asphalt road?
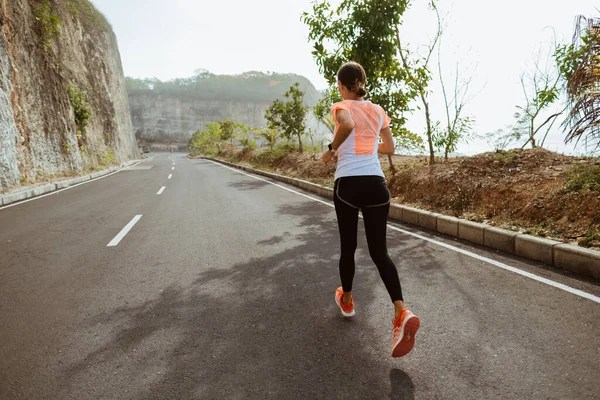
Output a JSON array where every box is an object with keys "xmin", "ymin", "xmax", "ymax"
[{"xmin": 1, "ymin": 153, "xmax": 599, "ymax": 400}]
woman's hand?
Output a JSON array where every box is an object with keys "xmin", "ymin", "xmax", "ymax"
[{"xmin": 322, "ymin": 150, "xmax": 336, "ymax": 165}]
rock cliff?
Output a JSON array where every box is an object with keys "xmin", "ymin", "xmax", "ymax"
[
  {"xmin": 0, "ymin": 0, "xmax": 138, "ymax": 191},
  {"xmin": 126, "ymin": 73, "xmax": 327, "ymax": 144}
]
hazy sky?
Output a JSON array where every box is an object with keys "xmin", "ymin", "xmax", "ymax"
[{"xmin": 91, "ymin": 0, "xmax": 597, "ymax": 155}]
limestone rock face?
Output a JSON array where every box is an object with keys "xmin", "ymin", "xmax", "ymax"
[
  {"xmin": 129, "ymin": 95, "xmax": 271, "ymax": 143},
  {"xmin": 0, "ymin": 0, "xmax": 138, "ymax": 191}
]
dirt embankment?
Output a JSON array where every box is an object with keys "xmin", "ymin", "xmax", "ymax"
[{"xmin": 213, "ymin": 147, "xmax": 600, "ymax": 249}]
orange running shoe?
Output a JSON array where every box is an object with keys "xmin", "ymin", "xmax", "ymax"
[
  {"xmin": 334, "ymin": 287, "xmax": 355, "ymax": 317},
  {"xmin": 392, "ymin": 309, "xmax": 420, "ymax": 357}
]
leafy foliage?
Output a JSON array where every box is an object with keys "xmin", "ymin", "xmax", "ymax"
[
  {"xmin": 219, "ymin": 119, "xmax": 237, "ymax": 146},
  {"xmin": 239, "ymin": 135, "xmax": 257, "ymax": 152},
  {"xmin": 302, "ymin": 0, "xmax": 424, "ymax": 152},
  {"xmin": 35, "ymin": 1, "xmax": 62, "ymax": 51},
  {"xmin": 67, "ymin": 84, "xmax": 92, "ymax": 147},
  {"xmin": 99, "ymin": 152, "xmax": 115, "ymax": 166},
  {"xmin": 265, "ymin": 83, "xmax": 309, "ymax": 152},
  {"xmin": 395, "ymin": 1, "xmax": 442, "ymax": 163},
  {"xmin": 189, "ymin": 122, "xmax": 223, "ymax": 156},
  {"xmin": 433, "ymin": 116, "xmax": 475, "ymax": 158},
  {"xmin": 255, "ymin": 128, "xmax": 279, "ymax": 150},
  {"xmin": 555, "ymin": 42, "xmax": 587, "ymax": 83},
  {"xmin": 505, "ymin": 45, "xmax": 563, "ymax": 149},
  {"xmin": 435, "ymin": 27, "xmax": 478, "ymax": 160},
  {"xmin": 126, "ymin": 71, "xmax": 320, "ymax": 106},
  {"xmin": 312, "ymin": 87, "xmax": 339, "ymax": 134}
]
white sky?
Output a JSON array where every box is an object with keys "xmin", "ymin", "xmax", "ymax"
[{"xmin": 91, "ymin": 0, "xmax": 598, "ymax": 155}]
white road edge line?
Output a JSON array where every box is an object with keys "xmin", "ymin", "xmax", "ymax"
[
  {"xmin": 107, "ymin": 215, "xmax": 143, "ymax": 247},
  {"xmin": 168, "ymin": 174, "xmax": 173, "ymax": 179},
  {"xmin": 0, "ymin": 160, "xmax": 145, "ymax": 211},
  {"xmin": 210, "ymin": 160, "xmax": 600, "ymax": 304},
  {"xmin": 157, "ymin": 186, "xmax": 166, "ymax": 195}
]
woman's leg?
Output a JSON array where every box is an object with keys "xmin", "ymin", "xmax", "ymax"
[
  {"xmin": 334, "ymin": 180, "xmax": 359, "ymax": 301},
  {"xmin": 362, "ymin": 203, "xmax": 405, "ymax": 317}
]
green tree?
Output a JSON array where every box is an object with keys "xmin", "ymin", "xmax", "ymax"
[
  {"xmin": 217, "ymin": 119, "xmax": 250, "ymax": 148},
  {"xmin": 433, "ymin": 15, "xmax": 478, "ymax": 160},
  {"xmin": 234, "ymin": 122, "xmax": 251, "ymax": 144},
  {"xmin": 255, "ymin": 128, "xmax": 279, "ymax": 150},
  {"xmin": 219, "ymin": 119, "xmax": 236, "ymax": 147},
  {"xmin": 395, "ymin": 1, "xmax": 443, "ymax": 164},
  {"xmin": 239, "ymin": 135, "xmax": 257, "ymax": 152},
  {"xmin": 189, "ymin": 122, "xmax": 223, "ymax": 155},
  {"xmin": 512, "ymin": 49, "xmax": 563, "ymax": 149},
  {"xmin": 265, "ymin": 83, "xmax": 308, "ymax": 152},
  {"xmin": 433, "ymin": 116, "xmax": 475, "ymax": 159},
  {"xmin": 303, "ymin": 0, "xmax": 424, "ymax": 170},
  {"xmin": 312, "ymin": 87, "xmax": 339, "ymax": 134}
]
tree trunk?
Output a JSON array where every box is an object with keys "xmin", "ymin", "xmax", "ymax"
[
  {"xmin": 322, "ymin": 118, "xmax": 334, "ymax": 134},
  {"xmin": 424, "ymin": 99, "xmax": 435, "ymax": 164},
  {"xmin": 387, "ymin": 154, "xmax": 397, "ymax": 174},
  {"xmin": 298, "ymin": 135, "xmax": 303, "ymax": 153}
]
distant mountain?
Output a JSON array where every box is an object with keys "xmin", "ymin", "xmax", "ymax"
[
  {"xmin": 126, "ymin": 71, "xmax": 327, "ymax": 143},
  {"xmin": 126, "ymin": 71, "xmax": 321, "ymax": 107}
]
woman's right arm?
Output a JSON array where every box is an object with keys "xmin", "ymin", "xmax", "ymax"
[{"xmin": 378, "ymin": 127, "xmax": 395, "ymax": 155}]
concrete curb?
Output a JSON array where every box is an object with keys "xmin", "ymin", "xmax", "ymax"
[
  {"xmin": 203, "ymin": 157, "xmax": 600, "ymax": 280},
  {"xmin": 0, "ymin": 159, "xmax": 142, "ymax": 206}
]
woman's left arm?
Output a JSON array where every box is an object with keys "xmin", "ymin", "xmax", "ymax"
[{"xmin": 331, "ymin": 109, "xmax": 355, "ymax": 150}]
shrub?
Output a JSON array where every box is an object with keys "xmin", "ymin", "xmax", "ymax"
[
  {"xmin": 239, "ymin": 136, "xmax": 257, "ymax": 152},
  {"xmin": 35, "ymin": 0, "xmax": 62, "ymax": 50},
  {"xmin": 99, "ymin": 152, "xmax": 115, "ymax": 166},
  {"xmin": 67, "ymin": 84, "xmax": 92, "ymax": 146},
  {"xmin": 564, "ymin": 164, "xmax": 600, "ymax": 194}
]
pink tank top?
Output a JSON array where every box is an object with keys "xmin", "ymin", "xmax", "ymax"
[{"xmin": 331, "ymin": 100, "xmax": 391, "ymax": 180}]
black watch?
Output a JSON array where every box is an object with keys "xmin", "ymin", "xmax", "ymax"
[{"xmin": 328, "ymin": 143, "xmax": 334, "ymax": 152}]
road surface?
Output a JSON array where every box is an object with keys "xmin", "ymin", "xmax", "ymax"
[{"xmin": 1, "ymin": 153, "xmax": 599, "ymax": 399}]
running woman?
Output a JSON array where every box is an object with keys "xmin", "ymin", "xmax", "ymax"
[{"xmin": 323, "ymin": 62, "xmax": 420, "ymax": 358}]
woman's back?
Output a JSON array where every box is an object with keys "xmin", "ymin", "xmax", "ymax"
[{"xmin": 331, "ymin": 100, "xmax": 390, "ymax": 180}]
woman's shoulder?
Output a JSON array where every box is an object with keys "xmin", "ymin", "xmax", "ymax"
[
  {"xmin": 331, "ymin": 101, "xmax": 351, "ymax": 112},
  {"xmin": 367, "ymin": 101, "xmax": 384, "ymax": 110}
]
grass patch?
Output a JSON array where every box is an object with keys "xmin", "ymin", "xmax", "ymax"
[
  {"xmin": 66, "ymin": 0, "xmax": 111, "ymax": 31},
  {"xmin": 493, "ymin": 150, "xmax": 518, "ymax": 165},
  {"xmin": 580, "ymin": 229, "xmax": 600, "ymax": 248},
  {"xmin": 564, "ymin": 164, "xmax": 600, "ymax": 194}
]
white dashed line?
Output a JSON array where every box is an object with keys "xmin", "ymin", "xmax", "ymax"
[
  {"xmin": 168, "ymin": 174, "xmax": 172, "ymax": 179},
  {"xmin": 157, "ymin": 186, "xmax": 166, "ymax": 195},
  {"xmin": 107, "ymin": 215, "xmax": 143, "ymax": 247}
]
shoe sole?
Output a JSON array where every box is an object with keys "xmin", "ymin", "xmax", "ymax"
[
  {"xmin": 392, "ymin": 314, "xmax": 420, "ymax": 357},
  {"xmin": 335, "ymin": 293, "xmax": 355, "ymax": 317}
]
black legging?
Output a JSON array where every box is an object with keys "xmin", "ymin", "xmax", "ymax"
[{"xmin": 333, "ymin": 176, "xmax": 404, "ymax": 302}]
